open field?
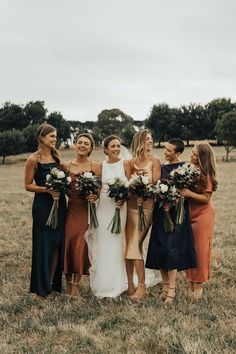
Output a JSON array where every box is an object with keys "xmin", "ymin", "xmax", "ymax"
[{"xmin": 0, "ymin": 146, "xmax": 236, "ymax": 353}]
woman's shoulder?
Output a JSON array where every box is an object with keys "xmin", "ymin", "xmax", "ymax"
[
  {"xmin": 26, "ymin": 152, "xmax": 39, "ymax": 164},
  {"xmin": 92, "ymin": 161, "xmax": 102, "ymax": 176}
]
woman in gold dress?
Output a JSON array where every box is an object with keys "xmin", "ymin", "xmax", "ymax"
[{"xmin": 125, "ymin": 129, "xmax": 161, "ymax": 300}]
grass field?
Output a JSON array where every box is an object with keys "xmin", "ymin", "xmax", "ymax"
[{"xmin": 0, "ymin": 146, "xmax": 235, "ymax": 354}]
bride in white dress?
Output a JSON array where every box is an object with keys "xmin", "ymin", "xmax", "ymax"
[{"xmin": 87, "ymin": 135, "xmax": 131, "ymax": 298}]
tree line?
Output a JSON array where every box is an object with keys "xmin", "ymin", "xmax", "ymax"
[{"xmin": 0, "ymin": 98, "xmax": 236, "ymax": 164}]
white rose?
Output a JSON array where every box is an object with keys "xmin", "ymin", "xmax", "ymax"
[
  {"xmin": 46, "ymin": 174, "xmax": 51, "ymax": 181},
  {"xmin": 83, "ymin": 172, "xmax": 93, "ymax": 178},
  {"xmin": 141, "ymin": 175, "xmax": 149, "ymax": 185},
  {"xmin": 178, "ymin": 169, "xmax": 185, "ymax": 175},
  {"xmin": 107, "ymin": 177, "xmax": 115, "ymax": 185},
  {"xmin": 57, "ymin": 171, "xmax": 65, "ymax": 179},
  {"xmin": 67, "ymin": 176, "xmax": 72, "ymax": 183},
  {"xmin": 124, "ymin": 181, "xmax": 129, "ymax": 188},
  {"xmin": 160, "ymin": 184, "xmax": 168, "ymax": 193},
  {"xmin": 170, "ymin": 171, "xmax": 175, "ymax": 177}
]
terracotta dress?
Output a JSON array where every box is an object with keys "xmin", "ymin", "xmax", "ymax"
[
  {"xmin": 64, "ymin": 163, "xmax": 92, "ymax": 276},
  {"xmin": 125, "ymin": 160, "xmax": 154, "ymax": 260},
  {"xmin": 186, "ymin": 175, "xmax": 215, "ymax": 282}
]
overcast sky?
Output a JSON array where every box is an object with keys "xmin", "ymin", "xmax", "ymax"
[{"xmin": 0, "ymin": 0, "xmax": 235, "ymax": 121}]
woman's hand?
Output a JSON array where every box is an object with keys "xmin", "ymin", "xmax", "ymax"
[
  {"xmin": 180, "ymin": 188, "xmax": 192, "ymax": 198},
  {"xmin": 137, "ymin": 196, "xmax": 144, "ymax": 206},
  {"xmin": 86, "ymin": 194, "xmax": 98, "ymax": 203},
  {"xmin": 48, "ymin": 190, "xmax": 60, "ymax": 200},
  {"xmin": 115, "ymin": 199, "xmax": 125, "ymax": 208}
]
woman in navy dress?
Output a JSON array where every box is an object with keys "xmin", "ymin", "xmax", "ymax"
[
  {"xmin": 146, "ymin": 139, "xmax": 196, "ymax": 304},
  {"xmin": 25, "ymin": 124, "xmax": 66, "ymax": 299}
]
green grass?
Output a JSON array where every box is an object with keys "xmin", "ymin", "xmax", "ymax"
[{"xmin": 0, "ymin": 146, "xmax": 235, "ymax": 353}]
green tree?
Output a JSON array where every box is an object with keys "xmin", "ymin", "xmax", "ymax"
[
  {"xmin": 205, "ymin": 98, "xmax": 236, "ymax": 140},
  {"xmin": 0, "ymin": 130, "xmax": 26, "ymax": 164},
  {"xmin": 0, "ymin": 102, "xmax": 25, "ymax": 132},
  {"xmin": 145, "ymin": 104, "xmax": 173, "ymax": 145},
  {"xmin": 47, "ymin": 112, "xmax": 71, "ymax": 147},
  {"xmin": 180, "ymin": 103, "xmax": 206, "ymax": 144},
  {"xmin": 23, "ymin": 124, "xmax": 39, "ymax": 152},
  {"xmin": 23, "ymin": 101, "xmax": 47, "ymax": 125},
  {"xmin": 215, "ymin": 111, "xmax": 236, "ymax": 161},
  {"xmin": 97, "ymin": 108, "xmax": 135, "ymax": 144}
]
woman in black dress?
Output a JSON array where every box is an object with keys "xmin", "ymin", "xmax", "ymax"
[
  {"xmin": 146, "ymin": 139, "xmax": 196, "ymax": 304},
  {"xmin": 25, "ymin": 124, "xmax": 66, "ymax": 299}
]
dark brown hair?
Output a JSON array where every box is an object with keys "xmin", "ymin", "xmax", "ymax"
[
  {"xmin": 37, "ymin": 123, "xmax": 60, "ymax": 163},
  {"xmin": 103, "ymin": 135, "xmax": 121, "ymax": 155}
]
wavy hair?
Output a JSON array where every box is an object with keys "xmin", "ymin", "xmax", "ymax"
[
  {"xmin": 196, "ymin": 143, "xmax": 218, "ymax": 191},
  {"xmin": 131, "ymin": 129, "xmax": 152, "ymax": 160}
]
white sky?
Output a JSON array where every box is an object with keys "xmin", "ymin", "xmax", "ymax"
[{"xmin": 0, "ymin": 0, "xmax": 235, "ymax": 121}]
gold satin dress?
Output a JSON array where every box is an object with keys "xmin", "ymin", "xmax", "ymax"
[{"xmin": 125, "ymin": 160, "xmax": 154, "ymax": 260}]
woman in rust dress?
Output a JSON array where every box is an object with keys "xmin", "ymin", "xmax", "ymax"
[
  {"xmin": 125, "ymin": 129, "xmax": 161, "ymax": 300},
  {"xmin": 181, "ymin": 143, "xmax": 217, "ymax": 300},
  {"xmin": 63, "ymin": 133, "xmax": 101, "ymax": 297}
]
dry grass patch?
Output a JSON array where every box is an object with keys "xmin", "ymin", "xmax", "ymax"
[{"xmin": 0, "ymin": 147, "xmax": 235, "ymax": 353}]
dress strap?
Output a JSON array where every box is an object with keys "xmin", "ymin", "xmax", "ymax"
[
  {"xmin": 68, "ymin": 160, "xmax": 73, "ymax": 173},
  {"xmin": 90, "ymin": 161, "xmax": 93, "ymax": 171}
]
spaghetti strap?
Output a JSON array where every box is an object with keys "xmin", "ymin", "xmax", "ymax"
[
  {"xmin": 90, "ymin": 161, "xmax": 93, "ymax": 171},
  {"xmin": 68, "ymin": 160, "xmax": 73, "ymax": 173}
]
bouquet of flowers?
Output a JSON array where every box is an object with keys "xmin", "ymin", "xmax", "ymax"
[
  {"xmin": 128, "ymin": 174, "xmax": 154, "ymax": 231},
  {"xmin": 45, "ymin": 168, "xmax": 71, "ymax": 229},
  {"xmin": 153, "ymin": 179, "xmax": 180, "ymax": 232},
  {"xmin": 169, "ymin": 163, "xmax": 200, "ymax": 224},
  {"xmin": 75, "ymin": 171, "xmax": 102, "ymax": 228},
  {"xmin": 106, "ymin": 177, "xmax": 129, "ymax": 234}
]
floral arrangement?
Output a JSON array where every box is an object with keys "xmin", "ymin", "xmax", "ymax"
[
  {"xmin": 75, "ymin": 171, "xmax": 102, "ymax": 228},
  {"xmin": 106, "ymin": 177, "xmax": 129, "ymax": 234},
  {"xmin": 45, "ymin": 168, "xmax": 71, "ymax": 229},
  {"xmin": 169, "ymin": 163, "xmax": 200, "ymax": 224},
  {"xmin": 128, "ymin": 174, "xmax": 154, "ymax": 231},
  {"xmin": 153, "ymin": 179, "xmax": 180, "ymax": 232}
]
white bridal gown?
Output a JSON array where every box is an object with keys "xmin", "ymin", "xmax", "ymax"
[{"xmin": 87, "ymin": 159, "xmax": 127, "ymax": 298}]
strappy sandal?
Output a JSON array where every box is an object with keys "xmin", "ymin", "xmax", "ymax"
[
  {"xmin": 129, "ymin": 284, "xmax": 148, "ymax": 302},
  {"xmin": 71, "ymin": 282, "xmax": 80, "ymax": 298},
  {"xmin": 159, "ymin": 282, "xmax": 169, "ymax": 301},
  {"xmin": 127, "ymin": 282, "xmax": 136, "ymax": 297},
  {"xmin": 193, "ymin": 283, "xmax": 203, "ymax": 300},
  {"xmin": 164, "ymin": 287, "xmax": 176, "ymax": 305},
  {"xmin": 65, "ymin": 281, "xmax": 73, "ymax": 295}
]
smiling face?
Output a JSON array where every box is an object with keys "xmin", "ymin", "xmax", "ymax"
[
  {"xmin": 41, "ymin": 130, "xmax": 57, "ymax": 149},
  {"xmin": 190, "ymin": 146, "xmax": 199, "ymax": 166},
  {"xmin": 164, "ymin": 142, "xmax": 179, "ymax": 163},
  {"xmin": 106, "ymin": 139, "xmax": 121, "ymax": 160},
  {"xmin": 75, "ymin": 136, "xmax": 92, "ymax": 157},
  {"xmin": 145, "ymin": 133, "xmax": 153, "ymax": 153}
]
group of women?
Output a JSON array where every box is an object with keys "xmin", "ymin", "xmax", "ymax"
[{"xmin": 24, "ymin": 123, "xmax": 217, "ymax": 304}]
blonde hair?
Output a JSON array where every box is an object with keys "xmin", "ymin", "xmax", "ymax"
[
  {"xmin": 37, "ymin": 123, "xmax": 60, "ymax": 163},
  {"xmin": 131, "ymin": 129, "xmax": 152, "ymax": 160},
  {"xmin": 195, "ymin": 143, "xmax": 218, "ymax": 191},
  {"xmin": 74, "ymin": 132, "xmax": 95, "ymax": 156}
]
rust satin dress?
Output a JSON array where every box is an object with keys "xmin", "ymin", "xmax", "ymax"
[
  {"xmin": 186, "ymin": 175, "xmax": 215, "ymax": 282},
  {"xmin": 125, "ymin": 160, "xmax": 154, "ymax": 260},
  {"xmin": 64, "ymin": 165, "xmax": 91, "ymax": 276}
]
